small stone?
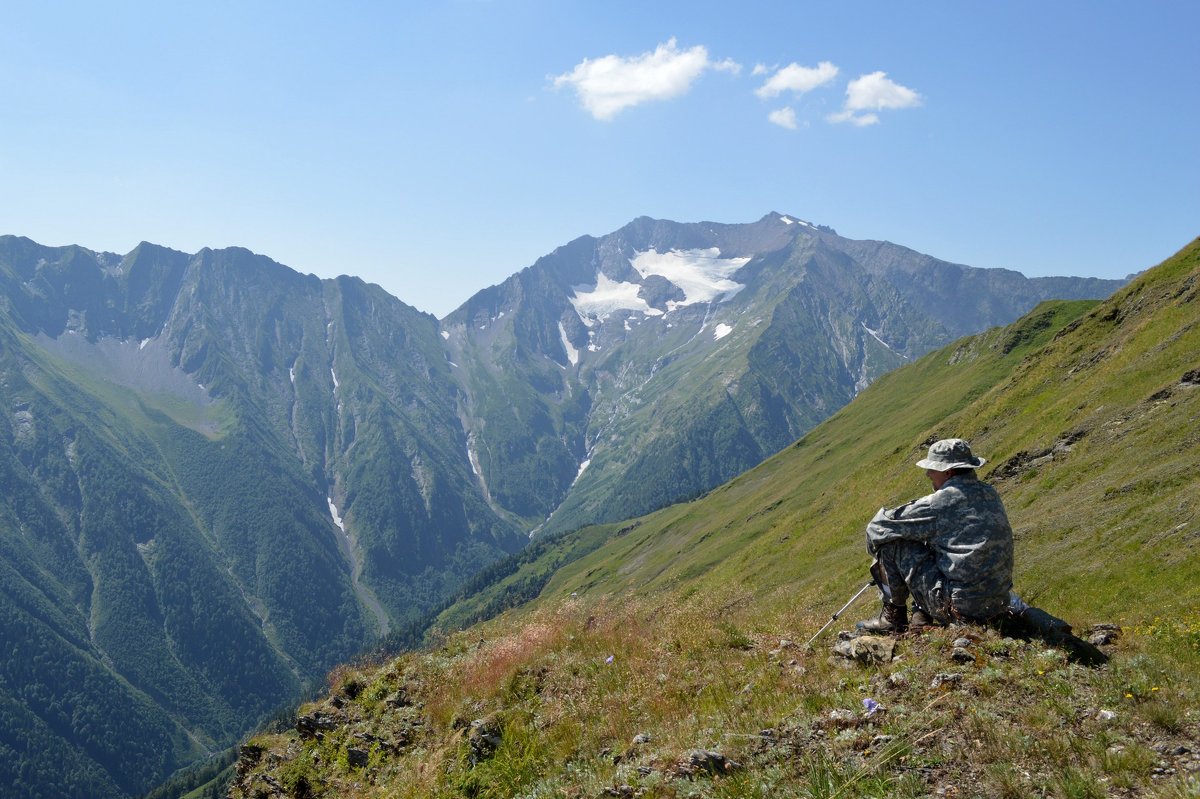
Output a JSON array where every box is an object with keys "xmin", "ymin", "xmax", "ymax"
[
  {"xmin": 467, "ymin": 716, "xmax": 504, "ymax": 762},
  {"xmin": 952, "ymin": 638, "xmax": 972, "ymax": 649},
  {"xmin": 632, "ymin": 733, "xmax": 652, "ymax": 745},
  {"xmin": 833, "ymin": 635, "xmax": 896, "ymax": 665},
  {"xmin": 295, "ymin": 711, "xmax": 341, "ymax": 738},
  {"xmin": 346, "ymin": 746, "xmax": 369, "ymax": 768},
  {"xmin": 384, "ymin": 688, "xmax": 411, "ymax": 708},
  {"xmin": 681, "ymin": 749, "xmax": 742, "ymax": 776},
  {"xmin": 1096, "ymin": 709, "xmax": 1117, "ymax": 721},
  {"xmin": 930, "ymin": 672, "xmax": 962, "ymax": 690},
  {"xmin": 828, "ymin": 708, "xmax": 857, "ymax": 728},
  {"xmin": 951, "ymin": 647, "xmax": 975, "ymax": 663},
  {"xmin": 870, "ymin": 734, "xmax": 895, "ymax": 748}
]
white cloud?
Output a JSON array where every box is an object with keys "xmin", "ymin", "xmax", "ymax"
[
  {"xmin": 845, "ymin": 71, "xmax": 922, "ymax": 111},
  {"xmin": 752, "ymin": 63, "xmax": 770, "ymax": 76},
  {"xmin": 552, "ymin": 38, "xmax": 734, "ymax": 120},
  {"xmin": 713, "ymin": 57, "xmax": 742, "ymax": 75},
  {"xmin": 768, "ymin": 107, "xmax": 798, "ymax": 130},
  {"xmin": 829, "ymin": 71, "xmax": 922, "ymax": 125},
  {"xmin": 828, "ymin": 109, "xmax": 880, "ymax": 127},
  {"xmin": 754, "ymin": 61, "xmax": 839, "ymax": 98}
]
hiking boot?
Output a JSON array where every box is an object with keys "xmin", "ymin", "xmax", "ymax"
[
  {"xmin": 856, "ymin": 602, "xmax": 908, "ymax": 634},
  {"xmin": 910, "ymin": 607, "xmax": 937, "ymax": 628}
]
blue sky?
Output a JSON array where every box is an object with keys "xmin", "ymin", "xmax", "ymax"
[{"xmin": 2, "ymin": 1, "xmax": 1197, "ymax": 317}]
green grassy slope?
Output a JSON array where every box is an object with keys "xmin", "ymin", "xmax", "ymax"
[
  {"xmin": 232, "ymin": 239, "xmax": 1200, "ymax": 799},
  {"xmin": 538, "ymin": 238, "xmax": 1198, "ymax": 624}
]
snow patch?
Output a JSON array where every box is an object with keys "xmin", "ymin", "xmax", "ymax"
[
  {"xmin": 448, "ymin": 361, "xmax": 459, "ymax": 368},
  {"xmin": 467, "ymin": 438, "xmax": 482, "ymax": 477},
  {"xmin": 713, "ymin": 323, "xmax": 734, "ymax": 341},
  {"xmin": 572, "ymin": 458, "xmax": 591, "ymax": 486},
  {"xmin": 139, "ymin": 338, "xmax": 150, "ymax": 350},
  {"xmin": 567, "ymin": 248, "xmax": 748, "ymax": 328},
  {"xmin": 440, "ymin": 330, "xmax": 450, "ymax": 340},
  {"xmin": 327, "ymin": 498, "xmax": 346, "ymax": 532},
  {"xmin": 289, "ymin": 367, "xmax": 296, "ymax": 385},
  {"xmin": 331, "ymin": 369, "xmax": 339, "ymax": 389},
  {"xmin": 558, "ymin": 322, "xmax": 579, "ymax": 366},
  {"xmin": 861, "ymin": 322, "xmax": 904, "ymax": 357},
  {"xmin": 570, "ymin": 272, "xmax": 656, "ymax": 322},
  {"xmin": 629, "ymin": 247, "xmax": 750, "ymax": 308},
  {"xmin": 779, "ymin": 213, "xmax": 817, "ymax": 229}
]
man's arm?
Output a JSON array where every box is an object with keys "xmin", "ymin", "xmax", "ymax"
[{"xmin": 865, "ymin": 495, "xmax": 938, "ymax": 554}]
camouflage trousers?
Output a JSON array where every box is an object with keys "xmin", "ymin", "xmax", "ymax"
[{"xmin": 872, "ymin": 541, "xmax": 954, "ymax": 623}]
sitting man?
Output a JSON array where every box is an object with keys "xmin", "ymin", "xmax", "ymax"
[{"xmin": 858, "ymin": 438, "xmax": 1013, "ymax": 634}]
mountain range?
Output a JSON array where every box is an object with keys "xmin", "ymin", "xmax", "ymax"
[
  {"xmin": 0, "ymin": 215, "xmax": 1126, "ymax": 797},
  {"xmin": 231, "ymin": 236, "xmax": 1200, "ymax": 799}
]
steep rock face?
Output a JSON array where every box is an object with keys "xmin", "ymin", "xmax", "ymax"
[{"xmin": 442, "ymin": 214, "xmax": 1126, "ymax": 534}]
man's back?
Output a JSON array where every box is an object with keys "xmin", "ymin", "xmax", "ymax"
[{"xmin": 926, "ymin": 475, "xmax": 1013, "ymax": 618}]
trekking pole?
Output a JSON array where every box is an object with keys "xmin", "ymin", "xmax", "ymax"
[{"xmin": 804, "ymin": 580, "xmax": 877, "ymax": 648}]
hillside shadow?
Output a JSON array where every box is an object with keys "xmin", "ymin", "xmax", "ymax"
[{"xmin": 992, "ymin": 609, "xmax": 1110, "ymax": 666}]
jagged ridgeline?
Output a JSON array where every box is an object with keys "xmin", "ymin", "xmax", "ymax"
[
  {"xmin": 0, "ymin": 217, "xmax": 1124, "ymax": 798},
  {"xmin": 445, "ymin": 213, "xmax": 1122, "ymax": 536},
  {"xmin": 233, "ymin": 238, "xmax": 1200, "ymax": 799}
]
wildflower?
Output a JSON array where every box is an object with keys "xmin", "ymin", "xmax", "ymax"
[
  {"xmin": 605, "ymin": 655, "xmax": 614, "ymax": 665},
  {"xmin": 1151, "ymin": 686, "xmax": 1160, "ymax": 692},
  {"xmin": 1125, "ymin": 692, "xmax": 1133, "ymax": 699},
  {"xmin": 862, "ymin": 698, "xmax": 881, "ymax": 715}
]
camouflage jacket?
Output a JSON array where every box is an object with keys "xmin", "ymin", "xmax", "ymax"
[{"xmin": 865, "ymin": 475, "xmax": 1014, "ymax": 619}]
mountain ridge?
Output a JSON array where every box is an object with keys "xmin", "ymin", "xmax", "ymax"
[{"xmin": 442, "ymin": 212, "xmax": 1126, "ymax": 535}]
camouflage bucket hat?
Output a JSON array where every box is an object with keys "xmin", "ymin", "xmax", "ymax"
[{"xmin": 915, "ymin": 438, "xmax": 986, "ymax": 471}]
